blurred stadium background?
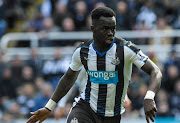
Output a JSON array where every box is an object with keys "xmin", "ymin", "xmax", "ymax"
[{"xmin": 0, "ymin": 0, "xmax": 180, "ymax": 123}]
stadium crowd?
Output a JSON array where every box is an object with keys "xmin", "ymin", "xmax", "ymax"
[{"xmin": 0, "ymin": 0, "xmax": 180, "ymax": 122}]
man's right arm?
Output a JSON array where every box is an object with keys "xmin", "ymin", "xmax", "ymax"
[
  {"xmin": 26, "ymin": 68, "xmax": 80, "ymax": 123},
  {"xmin": 51, "ymin": 67, "xmax": 80, "ymax": 103},
  {"xmin": 46, "ymin": 47, "xmax": 82, "ymax": 110}
]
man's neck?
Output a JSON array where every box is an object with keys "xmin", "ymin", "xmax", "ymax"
[{"xmin": 93, "ymin": 40, "xmax": 112, "ymax": 53}]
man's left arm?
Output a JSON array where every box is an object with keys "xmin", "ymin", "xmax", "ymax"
[{"xmin": 141, "ymin": 59, "xmax": 162, "ymax": 123}]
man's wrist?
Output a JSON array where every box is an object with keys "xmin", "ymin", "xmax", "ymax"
[
  {"xmin": 144, "ymin": 90, "xmax": 155, "ymax": 100},
  {"xmin": 44, "ymin": 107, "xmax": 51, "ymax": 111},
  {"xmin": 45, "ymin": 99, "xmax": 57, "ymax": 111}
]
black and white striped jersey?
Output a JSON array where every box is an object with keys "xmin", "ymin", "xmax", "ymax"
[{"xmin": 69, "ymin": 37, "xmax": 148, "ymax": 117}]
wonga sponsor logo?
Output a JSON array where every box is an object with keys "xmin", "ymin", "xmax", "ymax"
[{"xmin": 87, "ymin": 70, "xmax": 118, "ymax": 85}]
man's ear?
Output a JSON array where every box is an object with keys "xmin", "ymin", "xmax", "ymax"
[{"xmin": 91, "ymin": 25, "xmax": 95, "ymax": 31}]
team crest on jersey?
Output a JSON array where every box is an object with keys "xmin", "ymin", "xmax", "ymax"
[
  {"xmin": 70, "ymin": 117, "xmax": 79, "ymax": 123},
  {"xmin": 111, "ymin": 56, "xmax": 120, "ymax": 65}
]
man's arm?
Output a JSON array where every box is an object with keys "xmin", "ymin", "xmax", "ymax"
[
  {"xmin": 141, "ymin": 59, "xmax": 162, "ymax": 93},
  {"xmin": 26, "ymin": 67, "xmax": 80, "ymax": 123},
  {"xmin": 141, "ymin": 59, "xmax": 162, "ymax": 123},
  {"xmin": 51, "ymin": 68, "xmax": 80, "ymax": 102}
]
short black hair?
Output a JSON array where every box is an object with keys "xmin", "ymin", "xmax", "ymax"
[{"xmin": 91, "ymin": 7, "xmax": 116, "ymax": 20}]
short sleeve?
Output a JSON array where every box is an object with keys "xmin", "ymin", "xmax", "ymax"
[
  {"xmin": 131, "ymin": 50, "xmax": 148, "ymax": 68},
  {"xmin": 69, "ymin": 48, "xmax": 83, "ymax": 71}
]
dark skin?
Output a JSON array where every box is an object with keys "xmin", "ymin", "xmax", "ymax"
[
  {"xmin": 26, "ymin": 16, "xmax": 162, "ymax": 123},
  {"xmin": 92, "ymin": 16, "xmax": 116, "ymax": 53},
  {"xmin": 26, "ymin": 68, "xmax": 79, "ymax": 123},
  {"xmin": 141, "ymin": 59, "xmax": 162, "ymax": 123}
]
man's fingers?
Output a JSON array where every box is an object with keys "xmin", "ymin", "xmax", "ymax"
[
  {"xmin": 151, "ymin": 110, "xmax": 156, "ymax": 117},
  {"xmin": 146, "ymin": 115, "xmax": 150, "ymax": 123},
  {"xmin": 26, "ymin": 115, "xmax": 39, "ymax": 123},
  {"xmin": 146, "ymin": 114, "xmax": 154, "ymax": 123},
  {"xmin": 26, "ymin": 118, "xmax": 31, "ymax": 123},
  {"xmin": 153, "ymin": 107, "xmax": 157, "ymax": 112},
  {"xmin": 30, "ymin": 112, "xmax": 35, "ymax": 115},
  {"xmin": 144, "ymin": 99, "xmax": 157, "ymax": 123},
  {"xmin": 26, "ymin": 116, "xmax": 34, "ymax": 123},
  {"xmin": 30, "ymin": 111, "xmax": 39, "ymax": 115},
  {"xmin": 149, "ymin": 115, "xmax": 154, "ymax": 122},
  {"xmin": 39, "ymin": 118, "xmax": 46, "ymax": 123},
  {"xmin": 146, "ymin": 111, "xmax": 156, "ymax": 123}
]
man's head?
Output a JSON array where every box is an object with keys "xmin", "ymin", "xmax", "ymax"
[
  {"xmin": 91, "ymin": 7, "xmax": 116, "ymax": 45},
  {"xmin": 91, "ymin": 7, "xmax": 116, "ymax": 20}
]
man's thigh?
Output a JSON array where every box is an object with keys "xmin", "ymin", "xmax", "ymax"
[
  {"xmin": 66, "ymin": 101, "xmax": 95, "ymax": 123},
  {"xmin": 103, "ymin": 115, "xmax": 121, "ymax": 123},
  {"xmin": 66, "ymin": 99, "xmax": 121, "ymax": 123}
]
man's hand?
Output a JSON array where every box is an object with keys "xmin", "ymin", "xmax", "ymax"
[
  {"xmin": 54, "ymin": 107, "xmax": 64, "ymax": 120},
  {"xmin": 26, "ymin": 108, "xmax": 51, "ymax": 123},
  {"xmin": 144, "ymin": 99, "xmax": 157, "ymax": 123}
]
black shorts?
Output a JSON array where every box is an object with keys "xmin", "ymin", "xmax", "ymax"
[{"xmin": 66, "ymin": 99, "xmax": 121, "ymax": 123}]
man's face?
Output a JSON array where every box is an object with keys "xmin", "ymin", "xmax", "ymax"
[{"xmin": 92, "ymin": 16, "xmax": 116, "ymax": 45}]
